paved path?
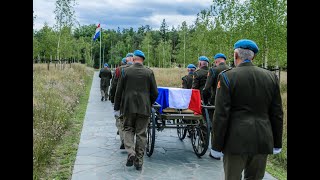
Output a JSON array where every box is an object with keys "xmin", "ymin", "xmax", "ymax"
[{"xmin": 71, "ymin": 71, "xmax": 277, "ymax": 180}]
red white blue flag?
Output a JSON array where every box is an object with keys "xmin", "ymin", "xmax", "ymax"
[{"xmin": 93, "ymin": 23, "xmax": 101, "ymax": 41}]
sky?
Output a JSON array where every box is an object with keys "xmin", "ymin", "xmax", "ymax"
[{"xmin": 33, "ymin": 0, "xmax": 213, "ymax": 31}]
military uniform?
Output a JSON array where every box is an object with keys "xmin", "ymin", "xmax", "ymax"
[
  {"xmin": 182, "ymin": 73, "xmax": 193, "ymax": 89},
  {"xmin": 110, "ymin": 58, "xmax": 128, "ymax": 103},
  {"xmin": 182, "ymin": 64, "xmax": 196, "ymax": 89},
  {"xmin": 111, "ymin": 57, "xmax": 133, "ymax": 149},
  {"xmin": 211, "ymin": 39, "xmax": 283, "ymax": 180},
  {"xmin": 98, "ymin": 64, "xmax": 112, "ymax": 101},
  {"xmin": 116, "ymin": 63, "xmax": 132, "ymax": 149},
  {"xmin": 110, "ymin": 66, "xmax": 123, "ymax": 103},
  {"xmin": 202, "ymin": 54, "xmax": 230, "ymax": 155},
  {"xmin": 114, "ymin": 50, "xmax": 158, "ymax": 170},
  {"xmin": 203, "ymin": 63, "xmax": 229, "ymax": 105},
  {"xmin": 192, "ymin": 66, "xmax": 209, "ymax": 101}
]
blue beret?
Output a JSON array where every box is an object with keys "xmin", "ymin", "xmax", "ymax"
[
  {"xmin": 121, "ymin": 58, "xmax": 127, "ymax": 64},
  {"xmin": 198, "ymin": 56, "xmax": 209, "ymax": 63},
  {"xmin": 214, "ymin": 53, "xmax": 227, "ymax": 60},
  {"xmin": 126, "ymin": 53, "xmax": 134, "ymax": 57},
  {"xmin": 234, "ymin": 39, "xmax": 259, "ymax": 54},
  {"xmin": 187, "ymin": 64, "xmax": 196, "ymax": 69},
  {"xmin": 104, "ymin": 63, "xmax": 109, "ymax": 67},
  {"xmin": 133, "ymin": 50, "xmax": 145, "ymax": 59}
]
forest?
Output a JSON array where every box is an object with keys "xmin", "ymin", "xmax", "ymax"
[{"xmin": 33, "ymin": 0, "xmax": 287, "ymax": 69}]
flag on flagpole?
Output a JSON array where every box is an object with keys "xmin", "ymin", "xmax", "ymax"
[{"xmin": 93, "ymin": 23, "xmax": 101, "ymax": 41}]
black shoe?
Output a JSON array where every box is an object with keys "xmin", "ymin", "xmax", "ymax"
[
  {"xmin": 126, "ymin": 154, "xmax": 135, "ymax": 166},
  {"xmin": 135, "ymin": 165, "xmax": 142, "ymax": 171},
  {"xmin": 120, "ymin": 143, "xmax": 125, "ymax": 149},
  {"xmin": 209, "ymin": 152, "xmax": 221, "ymax": 160},
  {"xmin": 134, "ymin": 163, "xmax": 142, "ymax": 170},
  {"xmin": 101, "ymin": 97, "xmax": 104, "ymax": 101}
]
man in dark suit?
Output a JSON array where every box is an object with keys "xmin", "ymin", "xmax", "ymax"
[
  {"xmin": 211, "ymin": 39, "xmax": 283, "ymax": 180},
  {"xmin": 114, "ymin": 50, "xmax": 158, "ymax": 171},
  {"xmin": 182, "ymin": 64, "xmax": 196, "ymax": 89},
  {"xmin": 99, "ymin": 63, "xmax": 112, "ymax": 101}
]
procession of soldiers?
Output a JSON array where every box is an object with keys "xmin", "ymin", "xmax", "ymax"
[{"xmin": 98, "ymin": 39, "xmax": 283, "ymax": 180}]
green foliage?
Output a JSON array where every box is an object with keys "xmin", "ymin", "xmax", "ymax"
[
  {"xmin": 33, "ymin": 63, "xmax": 93, "ymax": 179},
  {"xmin": 33, "ymin": 0, "xmax": 286, "ymax": 69}
]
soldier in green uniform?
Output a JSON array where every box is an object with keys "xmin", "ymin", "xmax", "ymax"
[
  {"xmin": 210, "ymin": 39, "xmax": 283, "ymax": 180},
  {"xmin": 182, "ymin": 64, "xmax": 196, "ymax": 89},
  {"xmin": 114, "ymin": 50, "xmax": 158, "ymax": 171},
  {"xmin": 116, "ymin": 53, "xmax": 134, "ymax": 149},
  {"xmin": 191, "ymin": 56, "xmax": 209, "ymax": 102},
  {"xmin": 98, "ymin": 63, "xmax": 112, "ymax": 101},
  {"xmin": 202, "ymin": 53, "xmax": 230, "ymax": 159},
  {"xmin": 110, "ymin": 58, "xmax": 127, "ymax": 104},
  {"xmin": 203, "ymin": 53, "xmax": 230, "ymax": 106}
]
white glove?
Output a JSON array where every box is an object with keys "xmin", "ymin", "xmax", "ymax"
[
  {"xmin": 113, "ymin": 110, "xmax": 120, "ymax": 117},
  {"xmin": 210, "ymin": 149, "xmax": 224, "ymax": 158},
  {"xmin": 273, "ymin": 148, "xmax": 282, "ymax": 154}
]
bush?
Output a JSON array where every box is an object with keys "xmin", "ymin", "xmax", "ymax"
[{"xmin": 33, "ymin": 63, "xmax": 93, "ymax": 179}]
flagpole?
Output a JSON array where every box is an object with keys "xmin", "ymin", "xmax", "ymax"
[{"xmin": 100, "ymin": 26, "xmax": 102, "ymax": 69}]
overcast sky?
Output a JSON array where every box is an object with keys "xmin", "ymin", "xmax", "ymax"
[{"xmin": 33, "ymin": 0, "xmax": 213, "ymax": 31}]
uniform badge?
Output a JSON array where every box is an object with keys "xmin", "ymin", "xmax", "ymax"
[{"xmin": 217, "ymin": 80, "xmax": 221, "ymax": 88}]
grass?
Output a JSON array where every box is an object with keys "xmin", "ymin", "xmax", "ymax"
[
  {"xmin": 42, "ymin": 69, "xmax": 93, "ymax": 180},
  {"xmin": 152, "ymin": 67, "xmax": 186, "ymax": 88},
  {"xmin": 151, "ymin": 68, "xmax": 288, "ymax": 180},
  {"xmin": 33, "ymin": 63, "xmax": 93, "ymax": 180}
]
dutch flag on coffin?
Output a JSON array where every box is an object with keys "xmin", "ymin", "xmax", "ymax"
[
  {"xmin": 155, "ymin": 87, "xmax": 202, "ymax": 115},
  {"xmin": 93, "ymin": 23, "xmax": 101, "ymax": 41}
]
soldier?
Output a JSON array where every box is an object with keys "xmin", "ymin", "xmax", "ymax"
[
  {"xmin": 115, "ymin": 53, "xmax": 134, "ymax": 149},
  {"xmin": 114, "ymin": 50, "xmax": 158, "ymax": 171},
  {"xmin": 110, "ymin": 58, "xmax": 126, "ymax": 104},
  {"xmin": 210, "ymin": 39, "xmax": 283, "ymax": 180},
  {"xmin": 182, "ymin": 64, "xmax": 196, "ymax": 89},
  {"xmin": 192, "ymin": 56, "xmax": 209, "ymax": 103},
  {"xmin": 203, "ymin": 53, "xmax": 230, "ymax": 106},
  {"xmin": 98, "ymin": 63, "xmax": 112, "ymax": 101},
  {"xmin": 202, "ymin": 53, "xmax": 230, "ymax": 159}
]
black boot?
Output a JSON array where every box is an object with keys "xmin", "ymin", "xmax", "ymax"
[{"xmin": 120, "ymin": 140, "xmax": 125, "ymax": 149}]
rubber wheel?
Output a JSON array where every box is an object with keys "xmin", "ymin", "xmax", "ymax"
[
  {"xmin": 190, "ymin": 125, "xmax": 209, "ymax": 157},
  {"xmin": 146, "ymin": 108, "xmax": 156, "ymax": 157},
  {"xmin": 177, "ymin": 119, "xmax": 187, "ymax": 140}
]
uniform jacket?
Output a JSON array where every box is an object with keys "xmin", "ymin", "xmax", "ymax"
[
  {"xmin": 99, "ymin": 68, "xmax": 112, "ymax": 87},
  {"xmin": 114, "ymin": 63, "xmax": 159, "ymax": 116},
  {"xmin": 182, "ymin": 73, "xmax": 194, "ymax": 89},
  {"xmin": 212, "ymin": 62, "xmax": 283, "ymax": 155},
  {"xmin": 203, "ymin": 62, "xmax": 230, "ymax": 105},
  {"xmin": 192, "ymin": 66, "xmax": 209, "ymax": 99}
]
